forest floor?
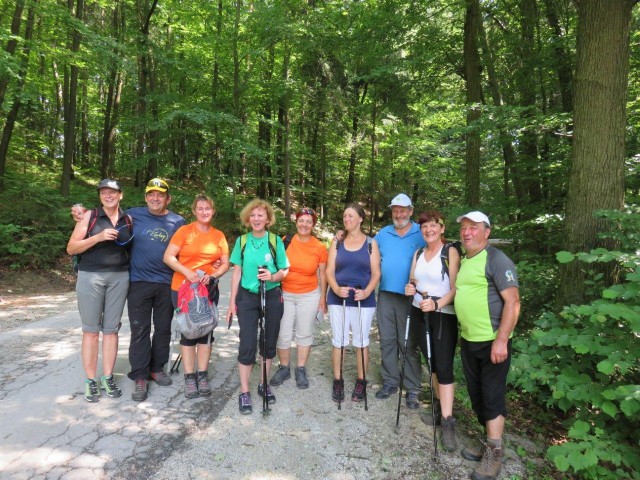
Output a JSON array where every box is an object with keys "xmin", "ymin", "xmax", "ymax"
[{"xmin": 0, "ymin": 262, "xmax": 564, "ymax": 479}]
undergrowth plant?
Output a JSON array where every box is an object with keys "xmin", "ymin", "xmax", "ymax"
[{"xmin": 512, "ymin": 209, "xmax": 640, "ymax": 480}]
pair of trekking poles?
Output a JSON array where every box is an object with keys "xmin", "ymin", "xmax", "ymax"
[
  {"xmin": 337, "ymin": 285, "xmax": 368, "ymax": 412},
  {"xmin": 396, "ymin": 289, "xmax": 438, "ymax": 458}
]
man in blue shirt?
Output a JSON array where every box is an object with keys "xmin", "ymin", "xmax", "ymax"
[
  {"xmin": 374, "ymin": 194, "xmax": 426, "ymax": 408},
  {"xmin": 125, "ymin": 178, "xmax": 185, "ymax": 401}
]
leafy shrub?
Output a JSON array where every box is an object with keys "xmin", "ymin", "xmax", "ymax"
[{"xmin": 511, "ymin": 208, "xmax": 640, "ymax": 480}]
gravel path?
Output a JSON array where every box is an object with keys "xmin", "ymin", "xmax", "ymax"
[{"xmin": 0, "ymin": 270, "xmax": 528, "ymax": 479}]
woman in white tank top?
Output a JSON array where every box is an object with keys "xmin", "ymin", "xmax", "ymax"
[{"xmin": 404, "ymin": 211, "xmax": 460, "ymax": 452}]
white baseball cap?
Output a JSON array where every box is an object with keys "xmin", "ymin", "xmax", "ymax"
[
  {"xmin": 389, "ymin": 193, "xmax": 412, "ymax": 208},
  {"xmin": 456, "ymin": 211, "xmax": 491, "ymax": 226}
]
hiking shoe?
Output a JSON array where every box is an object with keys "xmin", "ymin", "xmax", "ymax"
[
  {"xmin": 406, "ymin": 391, "xmax": 420, "ymax": 409},
  {"xmin": 295, "ymin": 366, "xmax": 309, "ymax": 389},
  {"xmin": 332, "ymin": 379, "xmax": 345, "ymax": 402},
  {"xmin": 132, "ymin": 379, "xmax": 148, "ymax": 402},
  {"xmin": 84, "ymin": 379, "xmax": 100, "ymax": 403},
  {"xmin": 375, "ymin": 383, "xmax": 398, "ymax": 399},
  {"xmin": 461, "ymin": 438, "xmax": 485, "ymax": 462},
  {"xmin": 269, "ymin": 364, "xmax": 291, "ymax": 386},
  {"xmin": 351, "ymin": 378, "xmax": 367, "ymax": 402},
  {"xmin": 257, "ymin": 383, "xmax": 276, "ymax": 404},
  {"xmin": 150, "ymin": 370, "xmax": 172, "ymax": 386},
  {"xmin": 197, "ymin": 371, "xmax": 211, "ymax": 397},
  {"xmin": 184, "ymin": 373, "xmax": 199, "ymax": 399},
  {"xmin": 100, "ymin": 375, "xmax": 122, "ymax": 398},
  {"xmin": 239, "ymin": 392, "xmax": 252, "ymax": 414},
  {"xmin": 471, "ymin": 443, "xmax": 503, "ymax": 480},
  {"xmin": 441, "ymin": 416, "xmax": 457, "ymax": 452}
]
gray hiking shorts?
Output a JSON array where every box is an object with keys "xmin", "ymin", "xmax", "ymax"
[{"xmin": 77, "ymin": 270, "xmax": 129, "ymax": 334}]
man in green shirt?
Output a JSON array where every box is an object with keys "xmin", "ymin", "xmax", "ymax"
[{"xmin": 454, "ymin": 211, "xmax": 520, "ymax": 480}]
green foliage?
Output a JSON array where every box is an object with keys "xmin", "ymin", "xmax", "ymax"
[
  {"xmin": 512, "ymin": 210, "xmax": 640, "ymax": 480},
  {"xmin": 0, "ymin": 172, "xmax": 75, "ymax": 269}
]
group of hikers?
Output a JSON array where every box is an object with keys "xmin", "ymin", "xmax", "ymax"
[{"xmin": 67, "ymin": 178, "xmax": 520, "ymax": 480}]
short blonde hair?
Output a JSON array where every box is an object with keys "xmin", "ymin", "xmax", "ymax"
[
  {"xmin": 191, "ymin": 194, "xmax": 215, "ymax": 213},
  {"xmin": 239, "ymin": 198, "xmax": 276, "ymax": 228}
]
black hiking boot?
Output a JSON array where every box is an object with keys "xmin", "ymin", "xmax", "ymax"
[
  {"xmin": 351, "ymin": 378, "xmax": 367, "ymax": 402},
  {"xmin": 332, "ymin": 379, "xmax": 344, "ymax": 402}
]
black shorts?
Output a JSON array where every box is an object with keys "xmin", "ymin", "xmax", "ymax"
[
  {"xmin": 410, "ymin": 307, "xmax": 458, "ymax": 384},
  {"xmin": 461, "ymin": 338, "xmax": 511, "ymax": 425},
  {"xmin": 236, "ymin": 286, "xmax": 284, "ymax": 365}
]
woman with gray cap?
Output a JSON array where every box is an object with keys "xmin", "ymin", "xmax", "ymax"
[{"xmin": 67, "ymin": 179, "xmax": 133, "ymax": 403}]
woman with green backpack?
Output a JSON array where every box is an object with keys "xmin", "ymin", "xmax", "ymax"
[{"xmin": 226, "ymin": 199, "xmax": 290, "ymax": 414}]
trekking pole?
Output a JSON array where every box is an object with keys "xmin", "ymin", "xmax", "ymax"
[
  {"xmin": 421, "ymin": 291, "xmax": 438, "ymax": 457},
  {"xmin": 395, "ymin": 295, "xmax": 414, "ymax": 431},
  {"xmin": 338, "ymin": 292, "xmax": 347, "ymax": 410},
  {"xmin": 355, "ymin": 286, "xmax": 368, "ymax": 411},
  {"xmin": 259, "ymin": 274, "xmax": 270, "ymax": 416}
]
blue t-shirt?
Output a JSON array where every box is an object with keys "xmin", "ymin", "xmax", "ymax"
[
  {"xmin": 374, "ymin": 222, "xmax": 425, "ymax": 294},
  {"xmin": 327, "ymin": 239, "xmax": 376, "ymax": 308},
  {"xmin": 126, "ymin": 207, "xmax": 186, "ymax": 283}
]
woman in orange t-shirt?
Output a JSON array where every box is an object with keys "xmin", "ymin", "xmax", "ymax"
[
  {"xmin": 269, "ymin": 208, "xmax": 328, "ymax": 389},
  {"xmin": 164, "ymin": 194, "xmax": 229, "ymax": 399}
]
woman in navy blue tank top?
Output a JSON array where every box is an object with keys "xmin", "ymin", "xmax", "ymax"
[{"xmin": 326, "ymin": 203, "xmax": 381, "ymax": 404}]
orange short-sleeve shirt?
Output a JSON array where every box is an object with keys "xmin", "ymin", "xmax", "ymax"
[
  {"xmin": 169, "ymin": 222, "xmax": 229, "ymax": 291},
  {"xmin": 281, "ymin": 234, "xmax": 328, "ymax": 294}
]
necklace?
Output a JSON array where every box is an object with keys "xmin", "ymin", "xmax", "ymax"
[{"xmin": 250, "ymin": 237, "xmax": 265, "ymax": 250}]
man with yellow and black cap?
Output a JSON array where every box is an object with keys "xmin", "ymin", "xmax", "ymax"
[{"xmin": 125, "ymin": 178, "xmax": 185, "ymax": 401}]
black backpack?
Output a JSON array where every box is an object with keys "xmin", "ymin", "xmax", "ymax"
[{"xmin": 414, "ymin": 240, "xmax": 464, "ymax": 281}]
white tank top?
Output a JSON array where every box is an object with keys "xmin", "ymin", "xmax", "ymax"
[{"xmin": 412, "ymin": 246, "xmax": 455, "ymax": 314}]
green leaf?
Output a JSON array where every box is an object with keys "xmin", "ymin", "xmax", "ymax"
[
  {"xmin": 568, "ymin": 420, "xmax": 590, "ymax": 438},
  {"xmin": 601, "ymin": 400, "xmax": 618, "ymax": 418},
  {"xmin": 553, "ymin": 454, "xmax": 570, "ymax": 471},
  {"xmin": 556, "ymin": 251, "xmax": 575, "ymax": 263},
  {"xmin": 597, "ymin": 360, "xmax": 615, "ymax": 375}
]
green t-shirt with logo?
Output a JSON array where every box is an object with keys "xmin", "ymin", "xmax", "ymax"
[
  {"xmin": 454, "ymin": 245, "xmax": 519, "ymax": 342},
  {"xmin": 229, "ymin": 232, "xmax": 290, "ymax": 294}
]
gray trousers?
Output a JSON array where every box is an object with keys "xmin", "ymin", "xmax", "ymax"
[{"xmin": 377, "ymin": 291, "xmax": 422, "ymax": 392}]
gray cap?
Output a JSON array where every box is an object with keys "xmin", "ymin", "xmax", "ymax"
[{"xmin": 97, "ymin": 179, "xmax": 122, "ymax": 191}]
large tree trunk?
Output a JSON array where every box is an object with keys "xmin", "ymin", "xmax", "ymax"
[
  {"xmin": 463, "ymin": 0, "xmax": 482, "ymax": 208},
  {"xmin": 556, "ymin": 0, "xmax": 633, "ymax": 306},
  {"xmin": 60, "ymin": 0, "xmax": 84, "ymax": 196},
  {"xmin": 0, "ymin": 0, "xmax": 37, "ymax": 191}
]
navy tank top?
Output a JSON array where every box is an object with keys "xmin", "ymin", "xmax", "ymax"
[{"xmin": 327, "ymin": 238, "xmax": 375, "ymax": 308}]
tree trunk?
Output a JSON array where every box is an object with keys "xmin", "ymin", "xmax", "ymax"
[
  {"xmin": 543, "ymin": 0, "xmax": 573, "ymax": 113},
  {"xmin": 463, "ymin": 0, "xmax": 482, "ymax": 208},
  {"xmin": 556, "ymin": 0, "xmax": 633, "ymax": 307},
  {"xmin": 60, "ymin": 0, "xmax": 84, "ymax": 196},
  {"xmin": 517, "ymin": 0, "xmax": 541, "ymax": 208},
  {"xmin": 0, "ymin": 0, "xmax": 37, "ymax": 191}
]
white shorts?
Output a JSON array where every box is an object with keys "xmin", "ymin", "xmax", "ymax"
[{"xmin": 329, "ymin": 304, "xmax": 375, "ymax": 348}]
